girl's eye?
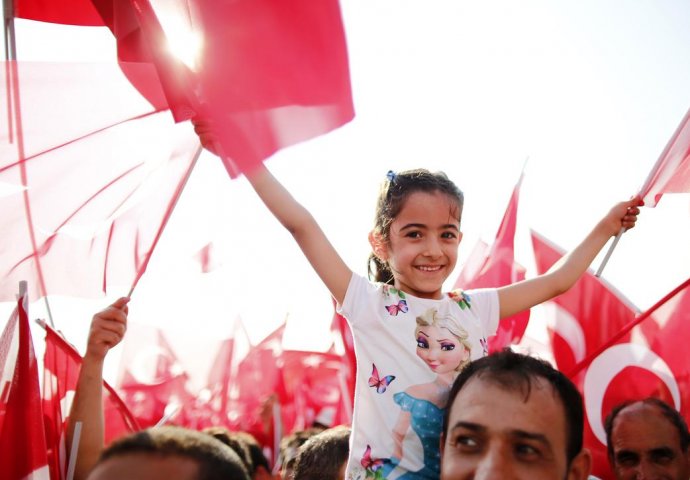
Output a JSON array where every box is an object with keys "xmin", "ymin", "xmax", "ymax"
[
  {"xmin": 406, "ymin": 231, "xmax": 422, "ymax": 238},
  {"xmin": 441, "ymin": 231, "xmax": 457, "ymax": 239},
  {"xmin": 440, "ymin": 343, "xmax": 456, "ymax": 351},
  {"xmin": 416, "ymin": 337, "xmax": 429, "ymax": 348}
]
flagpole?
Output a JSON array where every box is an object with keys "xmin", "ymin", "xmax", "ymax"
[
  {"xmin": 3, "ymin": 0, "xmax": 55, "ymax": 326},
  {"xmin": 127, "ymin": 143, "xmax": 203, "ymax": 298}
]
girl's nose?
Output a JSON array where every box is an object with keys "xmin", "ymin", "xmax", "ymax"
[{"xmin": 423, "ymin": 236, "xmax": 442, "ymax": 257}]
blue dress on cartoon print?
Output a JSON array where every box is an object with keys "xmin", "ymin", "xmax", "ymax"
[{"xmin": 381, "ymin": 392, "xmax": 443, "ymax": 479}]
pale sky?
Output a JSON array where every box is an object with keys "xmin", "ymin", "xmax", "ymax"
[{"xmin": 2, "ymin": 0, "xmax": 690, "ymax": 388}]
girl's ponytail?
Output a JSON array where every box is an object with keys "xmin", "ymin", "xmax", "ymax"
[{"xmin": 367, "ymin": 253, "xmax": 393, "ymax": 284}]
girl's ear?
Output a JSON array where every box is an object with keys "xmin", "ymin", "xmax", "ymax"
[{"xmin": 368, "ymin": 231, "xmax": 388, "ymax": 260}]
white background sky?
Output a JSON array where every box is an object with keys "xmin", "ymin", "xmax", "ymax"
[{"xmin": 2, "ymin": 0, "xmax": 690, "ymax": 388}]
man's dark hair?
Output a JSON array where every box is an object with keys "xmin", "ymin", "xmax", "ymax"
[
  {"xmin": 98, "ymin": 426, "xmax": 250, "ymax": 480},
  {"xmin": 278, "ymin": 427, "xmax": 325, "ymax": 475},
  {"xmin": 442, "ymin": 349, "xmax": 584, "ymax": 465},
  {"xmin": 201, "ymin": 426, "xmax": 254, "ymax": 474},
  {"xmin": 232, "ymin": 431, "xmax": 272, "ymax": 473},
  {"xmin": 604, "ymin": 397, "xmax": 690, "ymax": 459},
  {"xmin": 292, "ymin": 426, "xmax": 351, "ymax": 480}
]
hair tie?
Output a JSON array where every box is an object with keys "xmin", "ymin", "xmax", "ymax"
[{"xmin": 386, "ymin": 170, "xmax": 397, "ymax": 183}]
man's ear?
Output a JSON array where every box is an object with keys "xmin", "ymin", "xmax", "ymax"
[
  {"xmin": 368, "ymin": 231, "xmax": 388, "ymax": 261},
  {"xmin": 567, "ymin": 448, "xmax": 592, "ymax": 480}
]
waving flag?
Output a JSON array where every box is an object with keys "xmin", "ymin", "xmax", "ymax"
[
  {"xmin": 0, "ymin": 60, "xmax": 200, "ymax": 302},
  {"xmin": 0, "ymin": 294, "xmax": 49, "ymax": 480},
  {"xmin": 638, "ymin": 107, "xmax": 690, "ymax": 207},
  {"xmin": 454, "ymin": 172, "xmax": 529, "ymax": 350},
  {"xmin": 41, "ymin": 321, "xmax": 139, "ymax": 480},
  {"xmin": 566, "ymin": 278, "xmax": 690, "ymax": 479},
  {"xmin": 531, "ymin": 231, "xmax": 638, "ymax": 377},
  {"xmin": 107, "ymin": 0, "xmax": 354, "ymax": 177}
]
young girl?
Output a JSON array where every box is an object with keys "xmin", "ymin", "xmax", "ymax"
[{"xmin": 193, "ymin": 121, "xmax": 639, "ymax": 480}]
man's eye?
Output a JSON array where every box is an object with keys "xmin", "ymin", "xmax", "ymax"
[
  {"xmin": 616, "ymin": 453, "xmax": 639, "ymax": 467},
  {"xmin": 651, "ymin": 450, "xmax": 675, "ymax": 465},
  {"xmin": 515, "ymin": 444, "xmax": 541, "ymax": 459},
  {"xmin": 453, "ymin": 435, "xmax": 479, "ymax": 451}
]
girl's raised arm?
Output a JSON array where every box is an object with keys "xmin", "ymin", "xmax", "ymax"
[
  {"xmin": 497, "ymin": 198, "xmax": 641, "ymax": 319},
  {"xmin": 245, "ymin": 164, "xmax": 353, "ymax": 304},
  {"xmin": 192, "ymin": 118, "xmax": 352, "ymax": 304}
]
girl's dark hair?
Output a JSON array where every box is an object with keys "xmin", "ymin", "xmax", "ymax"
[{"xmin": 367, "ymin": 169, "xmax": 464, "ymax": 284}]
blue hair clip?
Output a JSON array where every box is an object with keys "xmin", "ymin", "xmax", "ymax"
[{"xmin": 386, "ymin": 170, "xmax": 397, "ymax": 183}]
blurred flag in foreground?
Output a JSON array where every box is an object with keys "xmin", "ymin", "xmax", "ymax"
[{"xmin": 0, "ymin": 293, "xmax": 49, "ymax": 480}]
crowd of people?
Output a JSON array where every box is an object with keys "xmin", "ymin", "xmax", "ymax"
[{"xmin": 67, "ymin": 296, "xmax": 690, "ymax": 480}]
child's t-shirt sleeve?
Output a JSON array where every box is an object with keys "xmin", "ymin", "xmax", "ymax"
[{"xmin": 337, "ymin": 273, "xmax": 372, "ymax": 325}]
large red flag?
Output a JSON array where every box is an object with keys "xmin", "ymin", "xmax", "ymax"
[
  {"xmin": 638, "ymin": 107, "xmax": 690, "ymax": 207},
  {"xmin": 0, "ymin": 60, "xmax": 200, "ymax": 302},
  {"xmin": 116, "ymin": 324, "xmax": 193, "ymax": 428},
  {"xmin": 41, "ymin": 321, "xmax": 139, "ymax": 480},
  {"xmin": 0, "ymin": 294, "xmax": 50, "ymax": 479},
  {"xmin": 568, "ymin": 278, "xmax": 690, "ymax": 479},
  {"xmin": 531, "ymin": 231, "xmax": 639, "ymax": 376},
  {"xmin": 454, "ymin": 172, "xmax": 529, "ymax": 350},
  {"xmin": 109, "ymin": 0, "xmax": 354, "ymax": 177}
]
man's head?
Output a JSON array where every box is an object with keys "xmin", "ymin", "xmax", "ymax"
[
  {"xmin": 291, "ymin": 425, "xmax": 351, "ymax": 480},
  {"xmin": 87, "ymin": 426, "xmax": 250, "ymax": 480},
  {"xmin": 605, "ymin": 397, "xmax": 690, "ymax": 479},
  {"xmin": 440, "ymin": 349, "xmax": 591, "ymax": 479}
]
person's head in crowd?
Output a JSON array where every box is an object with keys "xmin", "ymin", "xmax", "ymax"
[
  {"xmin": 291, "ymin": 425, "xmax": 351, "ymax": 480},
  {"xmin": 278, "ymin": 427, "xmax": 325, "ymax": 480},
  {"xmin": 86, "ymin": 425, "xmax": 250, "ymax": 480},
  {"xmin": 605, "ymin": 397, "xmax": 690, "ymax": 480},
  {"xmin": 232, "ymin": 431, "xmax": 274, "ymax": 480},
  {"xmin": 202, "ymin": 426, "xmax": 254, "ymax": 475},
  {"xmin": 440, "ymin": 349, "xmax": 592, "ymax": 480}
]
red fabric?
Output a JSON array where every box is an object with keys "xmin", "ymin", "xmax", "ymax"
[
  {"xmin": 454, "ymin": 173, "xmax": 529, "ymax": 351},
  {"xmin": 0, "ymin": 61, "xmax": 200, "ymax": 302},
  {"xmin": 639, "ymin": 107, "xmax": 690, "ymax": 207},
  {"xmin": 0, "ymin": 296, "xmax": 49, "ymax": 480},
  {"xmin": 571, "ymin": 278, "xmax": 690, "ymax": 479},
  {"xmin": 117, "ymin": 0, "xmax": 354, "ymax": 177},
  {"xmin": 14, "ymin": 0, "xmax": 104, "ymax": 26},
  {"xmin": 532, "ymin": 233, "xmax": 643, "ymax": 478},
  {"xmin": 116, "ymin": 324, "xmax": 193, "ymax": 428},
  {"xmin": 41, "ymin": 322, "xmax": 139, "ymax": 479},
  {"xmin": 194, "ymin": 242, "xmax": 221, "ymax": 273}
]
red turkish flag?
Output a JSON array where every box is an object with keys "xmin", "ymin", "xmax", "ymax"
[
  {"xmin": 571, "ymin": 278, "xmax": 690, "ymax": 479},
  {"xmin": 41, "ymin": 322, "xmax": 139, "ymax": 479},
  {"xmin": 117, "ymin": 324, "xmax": 193, "ymax": 428},
  {"xmin": 0, "ymin": 295, "xmax": 49, "ymax": 480},
  {"xmin": 454, "ymin": 172, "xmax": 529, "ymax": 350},
  {"xmin": 531, "ymin": 231, "xmax": 638, "ymax": 377},
  {"xmin": 638, "ymin": 107, "xmax": 690, "ymax": 207}
]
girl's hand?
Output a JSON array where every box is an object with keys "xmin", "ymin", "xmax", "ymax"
[{"xmin": 602, "ymin": 197, "xmax": 642, "ymax": 236}]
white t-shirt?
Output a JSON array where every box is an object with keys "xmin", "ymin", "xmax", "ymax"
[{"xmin": 339, "ymin": 274, "xmax": 499, "ymax": 479}]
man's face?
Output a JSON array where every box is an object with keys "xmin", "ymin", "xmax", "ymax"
[
  {"xmin": 610, "ymin": 402, "xmax": 690, "ymax": 480},
  {"xmin": 441, "ymin": 376, "xmax": 589, "ymax": 480},
  {"xmin": 87, "ymin": 453, "xmax": 199, "ymax": 480}
]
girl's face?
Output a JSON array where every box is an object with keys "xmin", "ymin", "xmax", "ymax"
[
  {"xmin": 379, "ymin": 191, "xmax": 462, "ymax": 299},
  {"xmin": 416, "ymin": 324, "xmax": 469, "ymax": 374}
]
